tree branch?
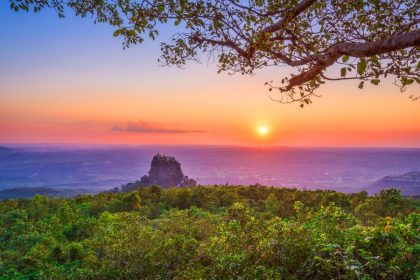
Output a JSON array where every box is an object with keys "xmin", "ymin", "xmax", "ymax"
[
  {"xmin": 262, "ymin": 0, "xmax": 318, "ymax": 34},
  {"xmin": 285, "ymin": 30, "xmax": 420, "ymax": 90}
]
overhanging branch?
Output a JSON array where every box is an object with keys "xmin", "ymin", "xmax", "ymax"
[{"xmin": 285, "ymin": 31, "xmax": 420, "ymax": 90}]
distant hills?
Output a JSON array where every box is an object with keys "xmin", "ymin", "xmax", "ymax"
[
  {"xmin": 0, "ymin": 187, "xmax": 90, "ymax": 200},
  {"xmin": 0, "ymin": 146, "xmax": 19, "ymax": 153},
  {"xmin": 371, "ymin": 171, "xmax": 420, "ymax": 194}
]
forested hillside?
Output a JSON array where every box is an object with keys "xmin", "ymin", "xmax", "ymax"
[{"xmin": 0, "ymin": 186, "xmax": 418, "ymax": 279}]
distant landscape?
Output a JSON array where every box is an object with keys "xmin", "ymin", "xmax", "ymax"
[{"xmin": 1, "ymin": 145, "xmax": 420, "ymax": 199}]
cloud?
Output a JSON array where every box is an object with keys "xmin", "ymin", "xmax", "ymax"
[{"xmin": 112, "ymin": 120, "xmax": 206, "ymax": 134}]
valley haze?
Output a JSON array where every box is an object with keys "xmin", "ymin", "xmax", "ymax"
[{"xmin": 1, "ymin": 145, "xmax": 419, "ymax": 198}]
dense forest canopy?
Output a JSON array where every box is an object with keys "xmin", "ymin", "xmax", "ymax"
[
  {"xmin": 0, "ymin": 185, "xmax": 419, "ymax": 279},
  {"xmin": 9, "ymin": 0, "xmax": 420, "ymax": 106}
]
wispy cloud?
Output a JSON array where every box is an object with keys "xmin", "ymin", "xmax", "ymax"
[{"xmin": 112, "ymin": 120, "xmax": 206, "ymax": 134}]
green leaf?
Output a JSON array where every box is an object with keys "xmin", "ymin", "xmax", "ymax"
[
  {"xmin": 113, "ymin": 29, "xmax": 121, "ymax": 37},
  {"xmin": 370, "ymin": 56, "xmax": 380, "ymax": 67},
  {"xmin": 127, "ymin": 30, "xmax": 137, "ymax": 36},
  {"xmin": 357, "ymin": 58, "xmax": 367, "ymax": 76},
  {"xmin": 371, "ymin": 79, "xmax": 380, "ymax": 85},
  {"xmin": 402, "ymin": 78, "xmax": 414, "ymax": 86},
  {"xmin": 342, "ymin": 55, "xmax": 349, "ymax": 63}
]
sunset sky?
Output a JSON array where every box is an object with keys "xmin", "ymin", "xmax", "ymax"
[{"xmin": 1, "ymin": 3, "xmax": 419, "ymax": 147}]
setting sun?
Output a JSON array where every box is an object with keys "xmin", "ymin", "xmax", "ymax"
[{"xmin": 258, "ymin": 126, "xmax": 268, "ymax": 136}]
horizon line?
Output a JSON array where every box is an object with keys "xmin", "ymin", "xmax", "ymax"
[{"xmin": 2, "ymin": 142, "xmax": 420, "ymax": 150}]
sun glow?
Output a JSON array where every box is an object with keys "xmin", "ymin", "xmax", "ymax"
[{"xmin": 258, "ymin": 126, "xmax": 268, "ymax": 136}]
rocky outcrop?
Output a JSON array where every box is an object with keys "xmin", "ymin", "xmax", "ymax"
[{"xmin": 121, "ymin": 154, "xmax": 197, "ymax": 191}]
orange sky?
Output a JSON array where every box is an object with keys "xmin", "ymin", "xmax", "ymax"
[
  {"xmin": 1, "ymin": 68, "xmax": 419, "ymax": 147},
  {"xmin": 1, "ymin": 6, "xmax": 419, "ymax": 147}
]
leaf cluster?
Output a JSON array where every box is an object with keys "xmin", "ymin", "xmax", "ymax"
[{"xmin": 0, "ymin": 186, "xmax": 419, "ymax": 279}]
